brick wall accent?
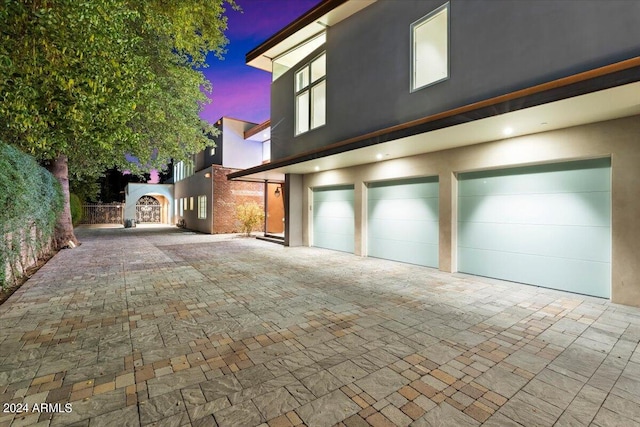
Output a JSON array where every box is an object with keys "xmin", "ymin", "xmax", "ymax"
[{"xmin": 212, "ymin": 166, "xmax": 265, "ymax": 234}]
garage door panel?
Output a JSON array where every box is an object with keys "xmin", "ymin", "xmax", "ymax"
[
  {"xmin": 369, "ymin": 198, "xmax": 438, "ymax": 222},
  {"xmin": 313, "ymin": 186, "xmax": 355, "ymax": 253},
  {"xmin": 368, "ymin": 177, "xmax": 439, "ymax": 268},
  {"xmin": 459, "ymin": 192, "xmax": 610, "ymax": 227},
  {"xmin": 369, "ymin": 178, "xmax": 439, "ymax": 200},
  {"xmin": 459, "ymin": 158, "xmax": 611, "ymax": 197},
  {"xmin": 314, "ymin": 231, "xmax": 354, "ymax": 253},
  {"xmin": 458, "ymin": 159, "xmax": 611, "ymax": 298},
  {"xmin": 314, "ymin": 200, "xmax": 354, "ymax": 218},
  {"xmin": 314, "ymin": 187, "xmax": 354, "ymax": 202},
  {"xmin": 458, "ymin": 222, "xmax": 610, "ymax": 263},
  {"xmin": 458, "ymin": 247, "xmax": 610, "ymax": 298},
  {"xmin": 368, "ymin": 238, "xmax": 438, "ymax": 267},
  {"xmin": 369, "ymin": 218, "xmax": 438, "ymax": 244},
  {"xmin": 313, "ymin": 216, "xmax": 354, "ymax": 236}
]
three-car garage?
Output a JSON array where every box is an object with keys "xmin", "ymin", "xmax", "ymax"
[{"xmin": 311, "ymin": 158, "xmax": 611, "ymax": 299}]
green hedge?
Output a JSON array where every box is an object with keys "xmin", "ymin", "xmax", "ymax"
[
  {"xmin": 0, "ymin": 142, "xmax": 63, "ymax": 288},
  {"xmin": 70, "ymin": 193, "xmax": 83, "ymax": 225}
]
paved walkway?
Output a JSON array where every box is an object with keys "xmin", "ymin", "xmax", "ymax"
[{"xmin": 1, "ymin": 226, "xmax": 639, "ymax": 427}]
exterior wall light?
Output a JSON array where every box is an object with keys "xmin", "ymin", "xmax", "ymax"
[{"xmin": 204, "ymin": 172, "xmax": 211, "ymax": 178}]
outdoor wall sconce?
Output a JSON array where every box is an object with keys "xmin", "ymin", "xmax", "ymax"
[
  {"xmin": 274, "ymin": 186, "xmax": 281, "ymax": 197},
  {"xmin": 204, "ymin": 172, "xmax": 211, "ymax": 178}
]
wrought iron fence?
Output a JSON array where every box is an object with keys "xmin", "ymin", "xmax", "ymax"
[{"xmin": 80, "ymin": 204, "xmax": 124, "ymax": 224}]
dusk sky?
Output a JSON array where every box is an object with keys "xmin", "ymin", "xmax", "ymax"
[
  {"xmin": 200, "ymin": 0, "xmax": 322, "ymax": 125},
  {"xmin": 143, "ymin": 0, "xmax": 320, "ymax": 183}
]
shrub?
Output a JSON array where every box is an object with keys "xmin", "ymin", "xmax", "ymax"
[
  {"xmin": 236, "ymin": 201, "xmax": 264, "ymax": 236},
  {"xmin": 69, "ymin": 193, "xmax": 83, "ymax": 225}
]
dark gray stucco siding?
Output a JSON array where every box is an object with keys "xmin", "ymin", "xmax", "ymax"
[{"xmin": 270, "ymin": 0, "xmax": 640, "ymax": 161}]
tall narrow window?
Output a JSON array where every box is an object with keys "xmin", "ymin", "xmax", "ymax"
[
  {"xmin": 198, "ymin": 196, "xmax": 207, "ymax": 219},
  {"xmin": 295, "ymin": 52, "xmax": 326, "ymax": 135},
  {"xmin": 411, "ymin": 3, "xmax": 449, "ymax": 91}
]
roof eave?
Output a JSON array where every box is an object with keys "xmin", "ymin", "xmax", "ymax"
[{"xmin": 245, "ymin": 0, "xmax": 348, "ymax": 65}]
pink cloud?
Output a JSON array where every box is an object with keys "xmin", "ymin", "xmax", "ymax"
[
  {"xmin": 147, "ymin": 170, "xmax": 160, "ymax": 184},
  {"xmin": 201, "ymin": 71, "xmax": 272, "ymax": 123}
]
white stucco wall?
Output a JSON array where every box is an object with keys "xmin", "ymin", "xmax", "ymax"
[
  {"xmin": 222, "ymin": 118, "xmax": 264, "ymax": 169},
  {"xmin": 124, "ymin": 183, "xmax": 174, "ymax": 224}
]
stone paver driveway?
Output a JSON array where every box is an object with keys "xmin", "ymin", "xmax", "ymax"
[{"xmin": 1, "ymin": 226, "xmax": 639, "ymax": 427}]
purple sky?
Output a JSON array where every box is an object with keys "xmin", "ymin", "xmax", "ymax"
[{"xmin": 200, "ymin": 0, "xmax": 322, "ymax": 125}]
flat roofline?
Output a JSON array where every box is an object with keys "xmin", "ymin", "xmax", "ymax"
[
  {"xmin": 229, "ymin": 56, "xmax": 640, "ymax": 180},
  {"xmin": 246, "ymin": 0, "xmax": 347, "ymax": 64}
]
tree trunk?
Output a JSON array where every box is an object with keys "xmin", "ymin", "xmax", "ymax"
[{"xmin": 48, "ymin": 154, "xmax": 79, "ymax": 249}]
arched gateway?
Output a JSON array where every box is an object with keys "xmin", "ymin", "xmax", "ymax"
[{"xmin": 135, "ymin": 195, "xmax": 161, "ymax": 223}]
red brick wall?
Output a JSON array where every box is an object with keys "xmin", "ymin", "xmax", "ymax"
[{"xmin": 212, "ymin": 166, "xmax": 265, "ymax": 234}]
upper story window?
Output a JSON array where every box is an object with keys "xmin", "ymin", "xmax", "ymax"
[
  {"xmin": 411, "ymin": 2, "xmax": 449, "ymax": 91},
  {"xmin": 174, "ymin": 158, "xmax": 194, "ymax": 182},
  {"xmin": 295, "ymin": 52, "xmax": 326, "ymax": 135}
]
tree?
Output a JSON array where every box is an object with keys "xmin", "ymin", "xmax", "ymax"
[{"xmin": 0, "ymin": 0, "xmax": 235, "ymax": 248}]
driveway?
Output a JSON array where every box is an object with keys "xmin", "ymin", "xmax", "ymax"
[{"xmin": 0, "ymin": 226, "xmax": 639, "ymax": 426}]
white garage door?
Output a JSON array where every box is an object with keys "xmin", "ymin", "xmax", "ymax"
[
  {"xmin": 313, "ymin": 185, "xmax": 355, "ymax": 253},
  {"xmin": 458, "ymin": 158, "xmax": 611, "ymax": 298},
  {"xmin": 368, "ymin": 177, "xmax": 439, "ymax": 267}
]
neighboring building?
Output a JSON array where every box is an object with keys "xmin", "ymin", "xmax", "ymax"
[
  {"xmin": 229, "ymin": 0, "xmax": 640, "ymax": 306},
  {"xmin": 123, "ymin": 117, "xmax": 282, "ymax": 235},
  {"xmin": 173, "ymin": 117, "xmax": 280, "ymax": 234}
]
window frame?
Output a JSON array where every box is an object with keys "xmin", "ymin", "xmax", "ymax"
[
  {"xmin": 410, "ymin": 2, "xmax": 450, "ymax": 92},
  {"xmin": 197, "ymin": 195, "xmax": 207, "ymax": 219},
  {"xmin": 294, "ymin": 52, "xmax": 326, "ymax": 136}
]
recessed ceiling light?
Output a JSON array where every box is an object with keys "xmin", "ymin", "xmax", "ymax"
[
  {"xmin": 503, "ymin": 127, "xmax": 514, "ymax": 136},
  {"xmin": 262, "ymin": 133, "xmax": 268, "ymax": 138},
  {"xmin": 376, "ymin": 153, "xmax": 383, "ymax": 160},
  {"xmin": 314, "ymin": 166, "xmax": 320, "ymax": 171}
]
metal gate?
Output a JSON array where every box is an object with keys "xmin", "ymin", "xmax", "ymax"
[
  {"xmin": 81, "ymin": 204, "xmax": 124, "ymax": 224},
  {"xmin": 136, "ymin": 196, "xmax": 161, "ymax": 223}
]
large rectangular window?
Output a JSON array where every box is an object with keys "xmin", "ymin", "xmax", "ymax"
[
  {"xmin": 295, "ymin": 52, "xmax": 326, "ymax": 135},
  {"xmin": 411, "ymin": 3, "xmax": 449, "ymax": 91},
  {"xmin": 198, "ymin": 196, "xmax": 207, "ymax": 219}
]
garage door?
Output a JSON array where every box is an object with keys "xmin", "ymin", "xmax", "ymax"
[
  {"xmin": 368, "ymin": 177, "xmax": 439, "ymax": 267},
  {"xmin": 313, "ymin": 185, "xmax": 355, "ymax": 253},
  {"xmin": 458, "ymin": 158, "xmax": 611, "ymax": 298}
]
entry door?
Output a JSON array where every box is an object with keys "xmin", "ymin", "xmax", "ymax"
[
  {"xmin": 458, "ymin": 158, "xmax": 611, "ymax": 298},
  {"xmin": 313, "ymin": 185, "xmax": 355, "ymax": 253},
  {"xmin": 368, "ymin": 177, "xmax": 439, "ymax": 267}
]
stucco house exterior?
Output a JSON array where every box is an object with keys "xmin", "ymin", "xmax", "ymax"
[{"xmin": 229, "ymin": 0, "xmax": 640, "ymax": 306}]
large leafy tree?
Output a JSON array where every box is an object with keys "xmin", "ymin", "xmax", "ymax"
[{"xmin": 0, "ymin": 0, "xmax": 235, "ymax": 247}]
